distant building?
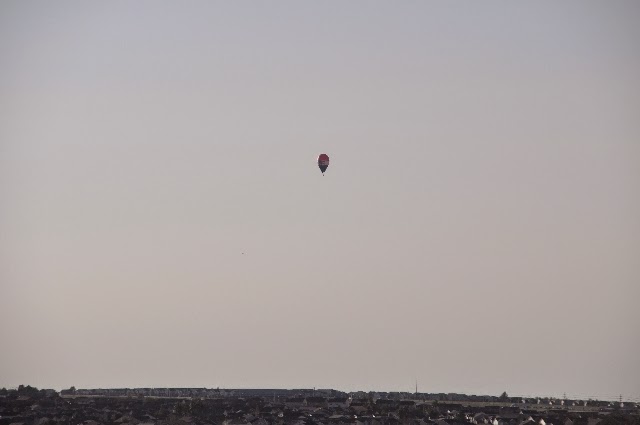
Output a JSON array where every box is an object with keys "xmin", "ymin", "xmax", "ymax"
[
  {"xmin": 306, "ymin": 397, "xmax": 328, "ymax": 408},
  {"xmin": 285, "ymin": 398, "xmax": 305, "ymax": 409},
  {"xmin": 328, "ymin": 398, "xmax": 350, "ymax": 409}
]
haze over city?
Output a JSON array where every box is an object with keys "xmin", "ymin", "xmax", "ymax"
[{"xmin": 1, "ymin": 1, "xmax": 639, "ymax": 402}]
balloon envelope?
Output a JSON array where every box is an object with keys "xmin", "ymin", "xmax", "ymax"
[{"xmin": 318, "ymin": 154, "xmax": 330, "ymax": 174}]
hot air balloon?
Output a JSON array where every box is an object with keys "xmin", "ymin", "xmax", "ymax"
[{"xmin": 318, "ymin": 154, "xmax": 330, "ymax": 175}]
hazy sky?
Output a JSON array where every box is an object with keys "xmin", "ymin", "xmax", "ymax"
[{"xmin": 1, "ymin": 1, "xmax": 639, "ymax": 401}]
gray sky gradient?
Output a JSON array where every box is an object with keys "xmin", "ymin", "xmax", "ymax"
[{"xmin": 1, "ymin": 1, "xmax": 639, "ymax": 401}]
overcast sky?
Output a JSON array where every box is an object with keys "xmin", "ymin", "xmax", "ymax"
[{"xmin": 1, "ymin": 1, "xmax": 639, "ymax": 401}]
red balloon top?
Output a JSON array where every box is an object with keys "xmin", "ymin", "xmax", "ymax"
[{"xmin": 318, "ymin": 154, "xmax": 329, "ymax": 164}]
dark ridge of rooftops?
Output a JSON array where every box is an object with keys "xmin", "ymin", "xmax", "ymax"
[{"xmin": 2, "ymin": 385, "xmax": 639, "ymax": 425}]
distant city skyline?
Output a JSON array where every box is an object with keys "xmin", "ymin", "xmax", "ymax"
[
  {"xmin": 8, "ymin": 385, "xmax": 639, "ymax": 404},
  {"xmin": 5, "ymin": 385, "xmax": 637, "ymax": 425},
  {"xmin": 1, "ymin": 1, "xmax": 639, "ymax": 401}
]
